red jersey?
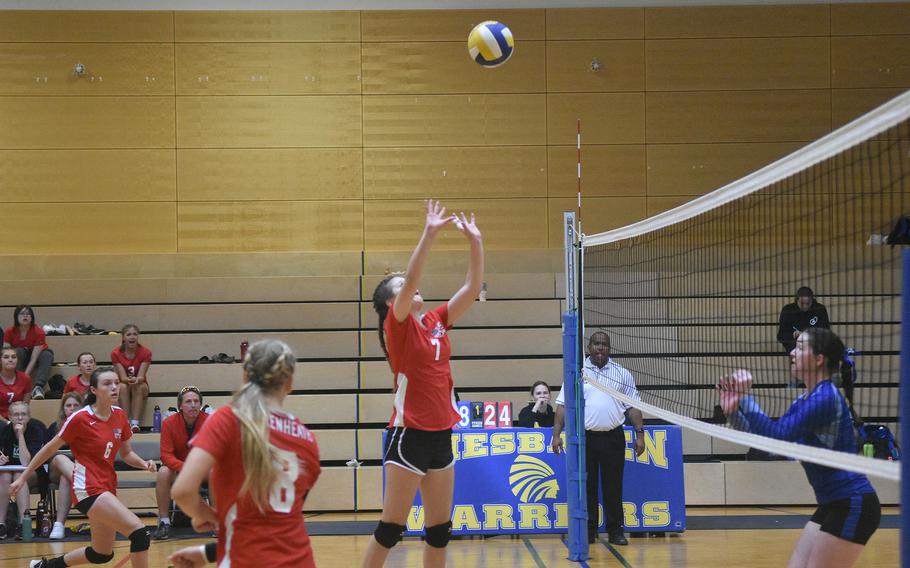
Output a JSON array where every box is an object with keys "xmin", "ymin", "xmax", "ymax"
[
  {"xmin": 63, "ymin": 375, "xmax": 90, "ymax": 396},
  {"xmin": 57, "ymin": 405, "xmax": 132, "ymax": 502},
  {"xmin": 0, "ymin": 372, "xmax": 32, "ymax": 419},
  {"xmin": 159, "ymin": 410, "xmax": 208, "ymax": 473},
  {"xmin": 192, "ymin": 406, "xmax": 321, "ymax": 568},
  {"xmin": 3, "ymin": 325, "xmax": 48, "ymax": 350},
  {"xmin": 384, "ymin": 303, "xmax": 460, "ymax": 431},
  {"xmin": 110, "ymin": 344, "xmax": 152, "ymax": 383}
]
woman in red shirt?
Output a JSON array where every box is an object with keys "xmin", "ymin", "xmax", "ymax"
[
  {"xmin": 0, "ymin": 347, "xmax": 32, "ymax": 420},
  {"xmin": 13, "ymin": 367, "xmax": 157, "ymax": 568},
  {"xmin": 362, "ymin": 200, "xmax": 483, "ymax": 568},
  {"xmin": 171, "ymin": 339, "xmax": 321, "ymax": 568},
  {"xmin": 63, "ymin": 352, "xmax": 96, "ymax": 397},
  {"xmin": 3, "ymin": 305, "xmax": 54, "ymax": 400},
  {"xmin": 110, "ymin": 324, "xmax": 152, "ymax": 433}
]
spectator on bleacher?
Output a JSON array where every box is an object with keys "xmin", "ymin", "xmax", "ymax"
[
  {"xmin": 154, "ymin": 385, "xmax": 209, "ymax": 541},
  {"xmin": 516, "ymin": 380, "xmax": 555, "ymax": 428},
  {"xmin": 63, "ymin": 352, "xmax": 96, "ymax": 397},
  {"xmin": 45, "ymin": 391, "xmax": 83, "ymax": 540},
  {"xmin": 0, "ymin": 347, "xmax": 32, "ymax": 420},
  {"xmin": 777, "ymin": 286, "xmax": 831, "ymax": 352},
  {"xmin": 0, "ymin": 401, "xmax": 48, "ymax": 540},
  {"xmin": 111, "ymin": 324, "xmax": 151, "ymax": 433},
  {"xmin": 3, "ymin": 305, "xmax": 54, "ymax": 401}
]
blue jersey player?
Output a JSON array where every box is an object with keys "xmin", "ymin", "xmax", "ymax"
[{"xmin": 718, "ymin": 328, "xmax": 880, "ymax": 568}]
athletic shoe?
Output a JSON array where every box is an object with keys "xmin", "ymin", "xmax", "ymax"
[
  {"xmin": 130, "ymin": 423, "xmax": 141, "ymax": 433},
  {"xmin": 31, "ymin": 386, "xmax": 45, "ymax": 400},
  {"xmin": 0, "ymin": 523, "xmax": 7, "ymax": 539},
  {"xmin": 154, "ymin": 521, "xmax": 170, "ymax": 540},
  {"xmin": 49, "ymin": 521, "xmax": 65, "ymax": 540},
  {"xmin": 30, "ymin": 560, "xmax": 49, "ymax": 568},
  {"xmin": 608, "ymin": 531, "xmax": 628, "ymax": 546}
]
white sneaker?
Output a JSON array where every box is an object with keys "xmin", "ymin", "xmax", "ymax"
[
  {"xmin": 31, "ymin": 386, "xmax": 45, "ymax": 400},
  {"xmin": 49, "ymin": 521, "xmax": 65, "ymax": 540}
]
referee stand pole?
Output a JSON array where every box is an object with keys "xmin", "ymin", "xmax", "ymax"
[
  {"xmin": 901, "ymin": 250, "xmax": 909, "ymax": 568},
  {"xmin": 563, "ymin": 311, "xmax": 589, "ymax": 561}
]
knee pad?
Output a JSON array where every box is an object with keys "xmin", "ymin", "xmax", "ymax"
[
  {"xmin": 424, "ymin": 521, "xmax": 452, "ymax": 548},
  {"xmin": 373, "ymin": 520, "xmax": 406, "ymax": 549},
  {"xmin": 129, "ymin": 528, "xmax": 150, "ymax": 553},
  {"xmin": 85, "ymin": 547, "xmax": 115, "ymax": 564}
]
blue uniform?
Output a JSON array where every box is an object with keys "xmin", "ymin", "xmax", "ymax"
[{"xmin": 730, "ymin": 380, "xmax": 875, "ymax": 504}]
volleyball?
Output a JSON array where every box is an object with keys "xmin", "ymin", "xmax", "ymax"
[{"xmin": 467, "ymin": 21, "xmax": 514, "ymax": 68}]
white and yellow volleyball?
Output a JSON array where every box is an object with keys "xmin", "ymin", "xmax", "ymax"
[{"xmin": 467, "ymin": 21, "xmax": 514, "ymax": 68}]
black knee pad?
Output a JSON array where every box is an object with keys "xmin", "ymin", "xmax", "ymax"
[
  {"xmin": 85, "ymin": 547, "xmax": 115, "ymax": 564},
  {"xmin": 129, "ymin": 527, "xmax": 150, "ymax": 553},
  {"xmin": 373, "ymin": 520, "xmax": 406, "ymax": 549},
  {"xmin": 424, "ymin": 521, "xmax": 452, "ymax": 548}
]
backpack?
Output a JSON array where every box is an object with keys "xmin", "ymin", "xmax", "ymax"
[{"xmin": 857, "ymin": 424, "xmax": 900, "ymax": 460}]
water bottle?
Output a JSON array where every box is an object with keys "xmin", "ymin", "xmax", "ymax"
[
  {"xmin": 36, "ymin": 499, "xmax": 48, "ymax": 538},
  {"xmin": 240, "ymin": 341, "xmax": 249, "ymax": 362},
  {"xmin": 22, "ymin": 510, "xmax": 33, "ymax": 541},
  {"xmin": 862, "ymin": 442, "xmax": 874, "ymax": 458},
  {"xmin": 152, "ymin": 405, "xmax": 162, "ymax": 433}
]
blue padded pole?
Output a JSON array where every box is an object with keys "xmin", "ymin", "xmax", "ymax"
[
  {"xmin": 901, "ymin": 250, "xmax": 909, "ymax": 568},
  {"xmin": 563, "ymin": 310, "xmax": 588, "ymax": 561}
]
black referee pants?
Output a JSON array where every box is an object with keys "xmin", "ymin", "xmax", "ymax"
[{"xmin": 585, "ymin": 426, "xmax": 626, "ymax": 537}]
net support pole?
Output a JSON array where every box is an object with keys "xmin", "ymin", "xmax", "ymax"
[
  {"xmin": 902, "ymin": 249, "xmax": 910, "ymax": 568},
  {"xmin": 563, "ymin": 211, "xmax": 588, "ymax": 561}
]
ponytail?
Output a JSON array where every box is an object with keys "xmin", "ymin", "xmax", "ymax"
[{"xmin": 372, "ymin": 275, "xmax": 398, "ymax": 363}]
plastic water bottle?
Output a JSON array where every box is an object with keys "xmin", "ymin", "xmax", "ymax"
[
  {"xmin": 152, "ymin": 405, "xmax": 162, "ymax": 433},
  {"xmin": 22, "ymin": 510, "xmax": 33, "ymax": 541},
  {"xmin": 863, "ymin": 442, "xmax": 874, "ymax": 458},
  {"xmin": 240, "ymin": 341, "xmax": 249, "ymax": 362},
  {"xmin": 36, "ymin": 499, "xmax": 49, "ymax": 537}
]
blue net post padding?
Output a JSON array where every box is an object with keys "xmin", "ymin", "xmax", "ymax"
[
  {"xmin": 902, "ymin": 250, "xmax": 909, "ymax": 568},
  {"xmin": 563, "ymin": 311, "xmax": 589, "ymax": 561}
]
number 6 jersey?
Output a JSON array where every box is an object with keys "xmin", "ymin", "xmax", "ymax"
[
  {"xmin": 191, "ymin": 405, "xmax": 321, "ymax": 568},
  {"xmin": 56, "ymin": 405, "xmax": 132, "ymax": 502}
]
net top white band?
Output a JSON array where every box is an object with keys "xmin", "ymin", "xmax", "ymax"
[{"xmin": 583, "ymin": 88, "xmax": 910, "ymax": 248}]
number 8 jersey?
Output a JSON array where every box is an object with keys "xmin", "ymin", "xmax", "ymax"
[
  {"xmin": 191, "ymin": 405, "xmax": 321, "ymax": 568},
  {"xmin": 56, "ymin": 405, "xmax": 132, "ymax": 503}
]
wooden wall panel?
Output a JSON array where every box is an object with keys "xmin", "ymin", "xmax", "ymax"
[
  {"xmin": 364, "ymin": 199, "xmax": 548, "ymax": 250},
  {"xmin": 546, "ymin": 40, "xmax": 644, "ymax": 93},
  {"xmin": 645, "ymin": 5, "xmax": 829, "ymax": 38},
  {"xmin": 0, "ymin": 43, "xmax": 174, "ymax": 95},
  {"xmin": 176, "ymin": 95, "xmax": 362, "ymax": 148},
  {"xmin": 178, "ymin": 201, "xmax": 363, "ymax": 252},
  {"xmin": 0, "ymin": 96, "xmax": 175, "ymax": 149},
  {"xmin": 831, "ymin": 88, "xmax": 907, "ymax": 129},
  {"xmin": 647, "ymin": 38, "xmax": 830, "ymax": 91},
  {"xmin": 0, "ymin": 11, "xmax": 173, "ymax": 42},
  {"xmin": 176, "ymin": 43, "xmax": 361, "ymax": 95},
  {"xmin": 0, "ymin": 149, "xmax": 176, "ymax": 202},
  {"xmin": 831, "ymin": 2, "xmax": 910, "ymax": 35},
  {"xmin": 547, "ymin": 145, "xmax": 646, "ymax": 197},
  {"xmin": 362, "ymin": 94, "xmax": 546, "ymax": 147},
  {"xmin": 362, "ymin": 41, "xmax": 545, "ymax": 94},
  {"xmin": 646, "ymin": 142, "xmax": 803, "ymax": 197},
  {"xmin": 646, "ymin": 91, "xmax": 831, "ymax": 143},
  {"xmin": 831, "ymin": 36, "xmax": 910, "ymax": 89},
  {"xmin": 647, "ymin": 196, "xmax": 697, "ymax": 217},
  {"xmin": 4, "ymin": 203, "xmax": 176, "ymax": 254},
  {"xmin": 361, "ymin": 9, "xmax": 545, "ymax": 41},
  {"xmin": 178, "ymin": 148, "xmax": 363, "ymax": 201},
  {"xmin": 175, "ymin": 11, "xmax": 360, "ymax": 42},
  {"xmin": 547, "ymin": 93, "xmax": 645, "ymax": 145},
  {"xmin": 547, "ymin": 197, "xmax": 647, "ymax": 247},
  {"xmin": 363, "ymin": 147, "xmax": 546, "ymax": 200},
  {"xmin": 546, "ymin": 8, "xmax": 643, "ymax": 40}
]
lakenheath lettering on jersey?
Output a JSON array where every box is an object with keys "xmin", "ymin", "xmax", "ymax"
[{"xmin": 269, "ymin": 414, "xmax": 314, "ymax": 441}]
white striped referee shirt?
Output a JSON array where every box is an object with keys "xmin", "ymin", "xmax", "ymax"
[{"xmin": 555, "ymin": 356, "xmax": 641, "ymax": 431}]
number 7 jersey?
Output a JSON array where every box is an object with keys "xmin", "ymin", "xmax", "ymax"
[{"xmin": 192, "ymin": 405, "xmax": 321, "ymax": 568}]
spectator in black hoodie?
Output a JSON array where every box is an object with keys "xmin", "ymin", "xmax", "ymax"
[{"xmin": 777, "ymin": 287, "xmax": 830, "ymax": 352}]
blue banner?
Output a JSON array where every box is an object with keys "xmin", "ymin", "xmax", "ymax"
[{"xmin": 382, "ymin": 425, "xmax": 686, "ymax": 536}]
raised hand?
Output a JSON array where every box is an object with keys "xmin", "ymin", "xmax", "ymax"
[
  {"xmin": 716, "ymin": 369, "xmax": 753, "ymax": 416},
  {"xmin": 453, "ymin": 211, "xmax": 481, "ymax": 242},
  {"xmin": 424, "ymin": 199, "xmax": 454, "ymax": 236}
]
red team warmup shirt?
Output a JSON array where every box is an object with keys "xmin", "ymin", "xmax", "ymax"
[
  {"xmin": 384, "ymin": 303, "xmax": 460, "ymax": 431},
  {"xmin": 56, "ymin": 405, "xmax": 132, "ymax": 503},
  {"xmin": 192, "ymin": 406, "xmax": 321, "ymax": 567},
  {"xmin": 3, "ymin": 325, "xmax": 49, "ymax": 350},
  {"xmin": 110, "ymin": 345, "xmax": 152, "ymax": 383},
  {"xmin": 63, "ymin": 375, "xmax": 90, "ymax": 396},
  {"xmin": 0, "ymin": 372, "xmax": 32, "ymax": 419}
]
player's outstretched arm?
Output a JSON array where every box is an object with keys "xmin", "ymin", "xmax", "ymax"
[
  {"xmin": 447, "ymin": 212, "xmax": 484, "ymax": 325},
  {"xmin": 392, "ymin": 199, "xmax": 453, "ymax": 323}
]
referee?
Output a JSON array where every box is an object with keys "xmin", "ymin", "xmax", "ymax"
[{"xmin": 552, "ymin": 331, "xmax": 645, "ymax": 545}]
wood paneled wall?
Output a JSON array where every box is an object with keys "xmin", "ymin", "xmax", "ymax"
[{"xmin": 1, "ymin": 4, "xmax": 908, "ymax": 255}]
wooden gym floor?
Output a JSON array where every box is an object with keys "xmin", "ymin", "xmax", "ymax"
[{"xmin": 0, "ymin": 507, "xmax": 899, "ymax": 567}]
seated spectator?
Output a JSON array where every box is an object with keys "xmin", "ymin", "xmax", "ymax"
[
  {"xmin": 45, "ymin": 391, "xmax": 83, "ymax": 539},
  {"xmin": 63, "ymin": 352, "xmax": 96, "ymax": 396},
  {"xmin": 0, "ymin": 401, "xmax": 47, "ymax": 540},
  {"xmin": 111, "ymin": 324, "xmax": 152, "ymax": 433},
  {"xmin": 0, "ymin": 347, "xmax": 31, "ymax": 420},
  {"xmin": 3, "ymin": 305, "xmax": 54, "ymax": 400},
  {"xmin": 777, "ymin": 286, "xmax": 831, "ymax": 352},
  {"xmin": 155, "ymin": 385, "xmax": 209, "ymax": 540},
  {"xmin": 516, "ymin": 380, "xmax": 555, "ymax": 428}
]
